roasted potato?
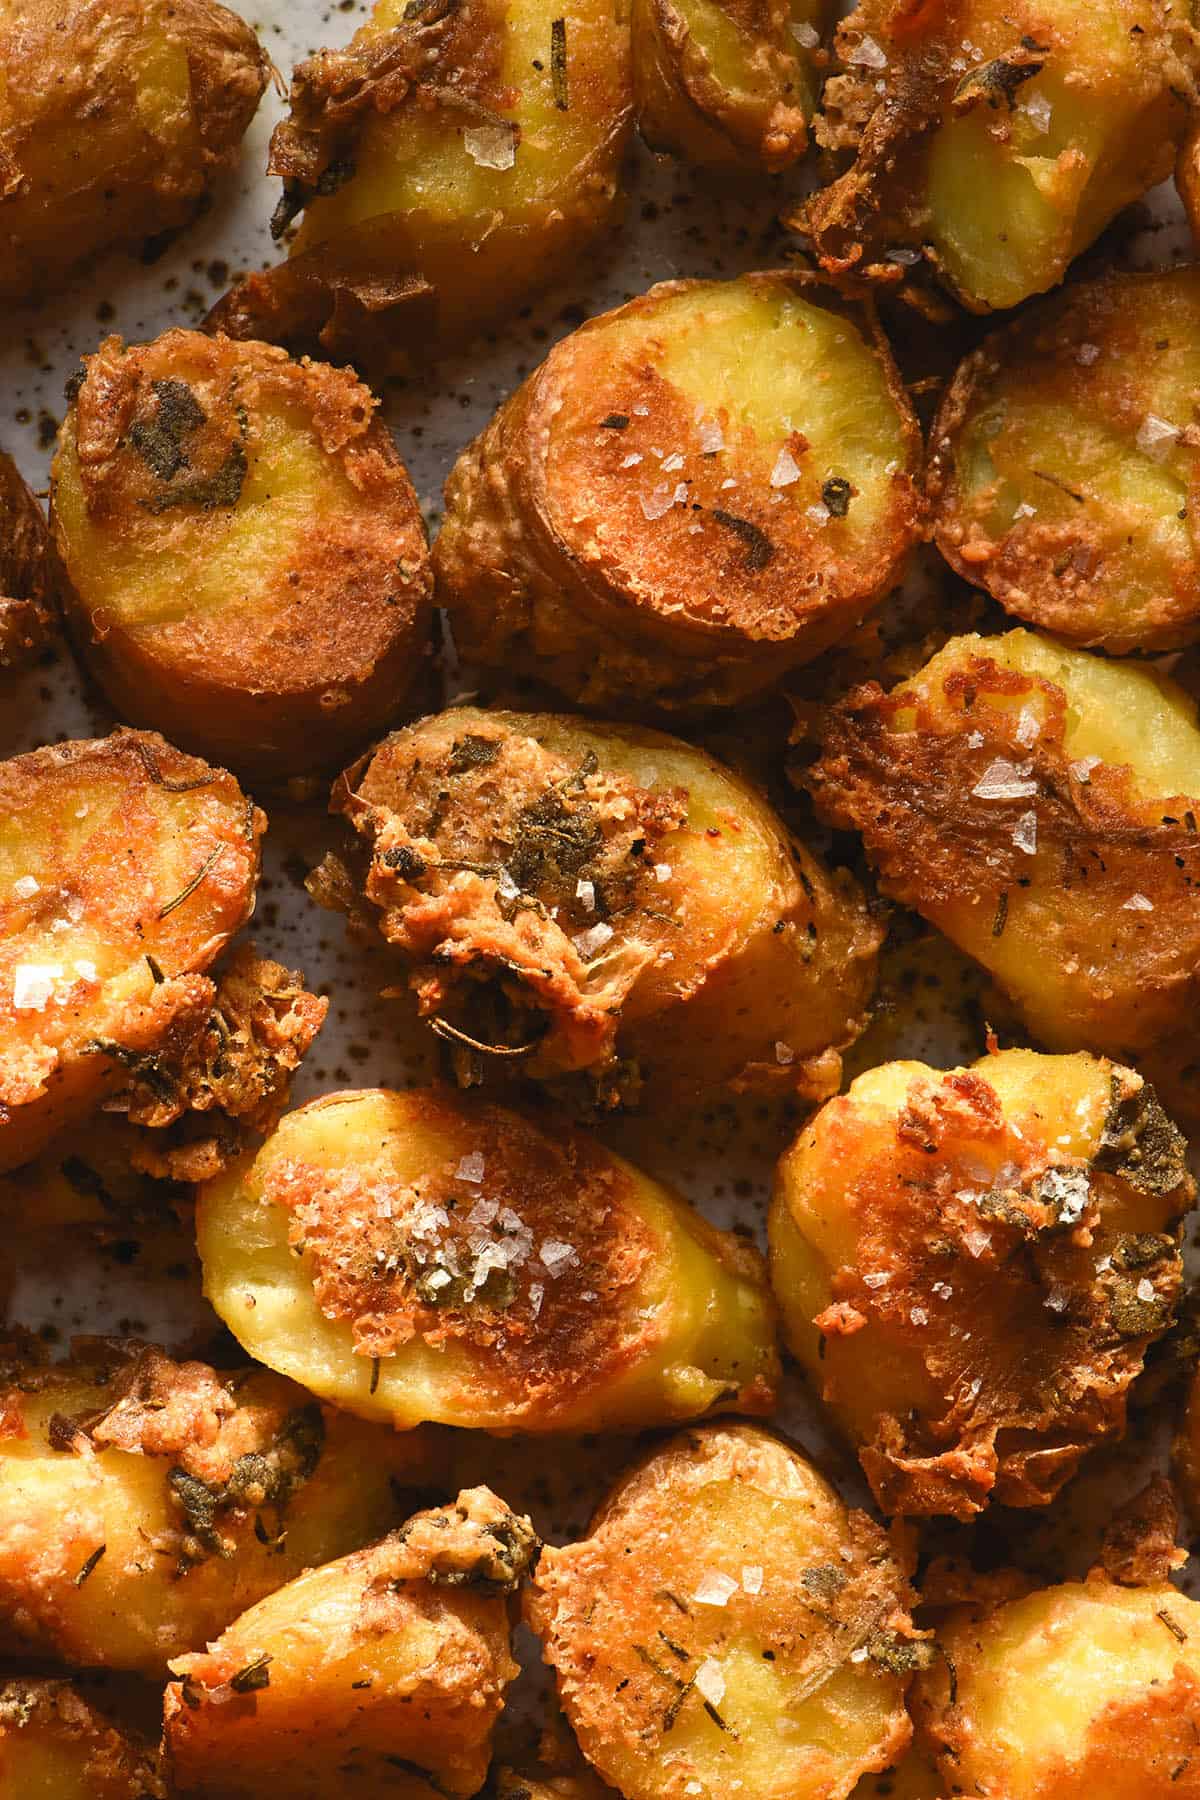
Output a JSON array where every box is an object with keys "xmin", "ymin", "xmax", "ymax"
[
  {"xmin": 208, "ymin": 0, "xmax": 632, "ymax": 372},
  {"xmin": 0, "ymin": 1678, "xmax": 166, "ymax": 1799},
  {"xmin": 799, "ymin": 0, "xmax": 1193, "ymax": 313},
  {"xmin": 197, "ymin": 1085, "xmax": 779, "ymax": 1433},
  {"xmin": 0, "ymin": 452, "xmax": 56, "ymax": 676},
  {"xmin": 632, "ymin": 0, "xmax": 824, "ymax": 171},
  {"xmin": 0, "ymin": 730, "xmax": 263, "ymax": 1173},
  {"xmin": 0, "ymin": 1338, "xmax": 441, "ymax": 1675},
  {"xmin": 526, "ymin": 1422, "xmax": 921, "ymax": 1800},
  {"xmin": 492, "ymin": 1758, "xmax": 616, "ymax": 1798},
  {"xmin": 930, "ymin": 269, "xmax": 1200, "ymax": 655},
  {"xmin": 164, "ymin": 1485, "xmax": 536, "ymax": 1798},
  {"xmin": 52, "ymin": 330, "xmax": 432, "ymax": 781},
  {"xmin": 913, "ymin": 1575, "xmax": 1200, "ymax": 1797},
  {"xmin": 434, "ymin": 274, "xmax": 923, "ymax": 712},
  {"xmin": 0, "ymin": 1, "xmax": 268, "ymax": 304},
  {"xmin": 769, "ymin": 1048, "xmax": 1192, "ymax": 1519},
  {"xmin": 313, "ymin": 707, "xmax": 881, "ymax": 1104},
  {"xmin": 809, "ymin": 628, "xmax": 1200, "ymax": 1069}
]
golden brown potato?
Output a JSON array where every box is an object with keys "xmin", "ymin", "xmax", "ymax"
[
  {"xmin": 164, "ymin": 1485, "xmax": 536, "ymax": 1798},
  {"xmin": 52, "ymin": 330, "xmax": 433, "ymax": 781},
  {"xmin": 0, "ymin": 730, "xmax": 263, "ymax": 1173},
  {"xmin": 0, "ymin": 1338, "xmax": 441, "ymax": 1675},
  {"xmin": 930, "ymin": 270, "xmax": 1200, "ymax": 655},
  {"xmin": 0, "ymin": 452, "xmax": 56, "ymax": 675},
  {"xmin": 809, "ymin": 629, "xmax": 1200, "ymax": 1071},
  {"xmin": 0, "ymin": 1, "xmax": 268, "ymax": 304},
  {"xmin": 197, "ymin": 1085, "xmax": 779, "ymax": 1434},
  {"xmin": 769, "ymin": 1048, "xmax": 1192, "ymax": 1519},
  {"xmin": 526, "ymin": 1422, "xmax": 922, "ymax": 1800},
  {"xmin": 313, "ymin": 707, "xmax": 881, "ymax": 1104},
  {"xmin": 913, "ymin": 1575, "xmax": 1200, "ymax": 1797},
  {"xmin": 0, "ymin": 1678, "xmax": 166, "ymax": 1799},
  {"xmin": 632, "ymin": 0, "xmax": 824, "ymax": 171},
  {"xmin": 434, "ymin": 274, "xmax": 923, "ymax": 712},
  {"xmin": 799, "ymin": 0, "xmax": 1193, "ymax": 314},
  {"xmin": 207, "ymin": 0, "xmax": 632, "ymax": 372}
]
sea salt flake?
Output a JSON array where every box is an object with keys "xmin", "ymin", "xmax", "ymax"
[
  {"xmin": 639, "ymin": 484, "xmax": 677, "ymax": 521},
  {"xmin": 456, "ymin": 1152, "xmax": 486, "ymax": 1184},
  {"xmin": 741, "ymin": 1565, "xmax": 764, "ymax": 1594},
  {"xmin": 573, "ymin": 920, "xmax": 614, "ymax": 959},
  {"xmin": 662, "ymin": 452, "xmax": 685, "ymax": 473},
  {"xmin": 1137, "ymin": 413, "xmax": 1180, "ymax": 456},
  {"xmin": 12, "ymin": 876, "xmax": 38, "ymax": 899},
  {"xmin": 850, "ymin": 1645, "xmax": 869, "ymax": 1664},
  {"xmin": 497, "ymin": 867, "xmax": 520, "ymax": 900},
  {"xmin": 575, "ymin": 878, "xmax": 596, "ymax": 910},
  {"xmin": 1038, "ymin": 1166, "xmax": 1089, "ymax": 1226},
  {"xmin": 1123, "ymin": 892, "xmax": 1154, "ymax": 912},
  {"xmin": 806, "ymin": 503, "xmax": 831, "ymax": 526},
  {"xmin": 863, "ymin": 1270, "xmax": 890, "ymax": 1289},
  {"xmin": 775, "ymin": 1040, "xmax": 795, "ymax": 1065},
  {"xmin": 12, "ymin": 963, "xmax": 62, "ymax": 1011},
  {"xmin": 698, "ymin": 417, "xmax": 725, "ymax": 453},
  {"xmin": 885, "ymin": 246, "xmax": 921, "ymax": 265},
  {"xmin": 910, "ymin": 1306, "xmax": 929, "ymax": 1326},
  {"xmin": 1022, "ymin": 91, "xmax": 1052, "ymax": 132},
  {"xmin": 1013, "ymin": 501, "xmax": 1037, "ymax": 519},
  {"xmin": 463, "ymin": 122, "xmax": 517, "ymax": 169},
  {"xmin": 539, "ymin": 1238, "xmax": 579, "ymax": 1278},
  {"xmin": 1137, "ymin": 1278, "xmax": 1157, "ymax": 1303},
  {"xmin": 466, "ymin": 1198, "xmax": 500, "ymax": 1228},
  {"xmin": 790, "ymin": 19, "xmax": 819, "ymax": 45},
  {"xmin": 73, "ymin": 960, "xmax": 98, "ymax": 984},
  {"xmin": 1012, "ymin": 810, "xmax": 1038, "ymax": 855},
  {"xmin": 620, "ymin": 452, "xmax": 643, "ymax": 468},
  {"xmin": 849, "ymin": 32, "xmax": 887, "ymax": 66},
  {"xmin": 693, "ymin": 1571, "xmax": 739, "ymax": 1607},
  {"xmin": 425, "ymin": 1268, "xmax": 453, "ymax": 1291},
  {"xmin": 1077, "ymin": 343, "xmax": 1100, "ymax": 366},
  {"xmin": 632, "ymin": 403, "xmax": 650, "ymax": 417},
  {"xmin": 972, "ymin": 758, "xmax": 1037, "ymax": 800},
  {"xmin": 1070, "ymin": 756, "xmax": 1100, "ymax": 783},
  {"xmin": 770, "ymin": 446, "xmax": 802, "ymax": 488},
  {"xmin": 528, "ymin": 1282, "xmax": 544, "ymax": 1318},
  {"xmin": 1015, "ymin": 707, "xmax": 1040, "ymax": 746},
  {"xmin": 654, "ymin": 863, "xmax": 672, "ymax": 883},
  {"xmin": 694, "ymin": 1659, "xmax": 726, "ymax": 1706}
]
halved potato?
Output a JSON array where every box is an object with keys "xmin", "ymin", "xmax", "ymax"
[
  {"xmin": 0, "ymin": 0, "xmax": 268, "ymax": 303},
  {"xmin": 52, "ymin": 330, "xmax": 432, "ymax": 781},
  {"xmin": 0, "ymin": 730, "xmax": 262, "ymax": 1173},
  {"xmin": 197, "ymin": 1086, "xmax": 780, "ymax": 1433},
  {"xmin": 208, "ymin": 0, "xmax": 632, "ymax": 372},
  {"xmin": 0, "ymin": 1338, "xmax": 441, "ymax": 1675},
  {"xmin": 0, "ymin": 1679, "xmax": 166, "ymax": 1799},
  {"xmin": 435, "ymin": 274, "xmax": 922, "ymax": 711},
  {"xmin": 769, "ymin": 1048, "xmax": 1192, "ymax": 1519},
  {"xmin": 0, "ymin": 452, "xmax": 56, "ymax": 675},
  {"xmin": 809, "ymin": 629, "xmax": 1200, "ymax": 1070},
  {"xmin": 313, "ymin": 707, "xmax": 881, "ymax": 1104},
  {"xmin": 164, "ymin": 1486, "xmax": 536, "ymax": 1798},
  {"xmin": 913, "ymin": 1575, "xmax": 1200, "ymax": 1797},
  {"xmin": 525, "ymin": 1422, "xmax": 921, "ymax": 1800},
  {"xmin": 930, "ymin": 270, "xmax": 1200, "ymax": 654},
  {"xmin": 632, "ymin": 0, "xmax": 824, "ymax": 171},
  {"xmin": 799, "ymin": 0, "xmax": 1193, "ymax": 313}
]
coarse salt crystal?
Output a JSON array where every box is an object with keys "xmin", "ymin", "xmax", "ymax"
[
  {"xmin": 1012, "ymin": 810, "xmax": 1038, "ymax": 855},
  {"xmin": 863, "ymin": 1270, "xmax": 890, "ymax": 1288},
  {"xmin": 467, "ymin": 1197, "xmax": 499, "ymax": 1227},
  {"xmin": 790, "ymin": 19, "xmax": 819, "ymax": 45},
  {"xmin": 963, "ymin": 1225, "xmax": 991, "ymax": 1258},
  {"xmin": 662, "ymin": 452, "xmax": 685, "ymax": 473},
  {"xmin": 1022, "ymin": 91, "xmax": 1052, "ymax": 132},
  {"xmin": 654, "ymin": 863, "xmax": 672, "ymax": 883},
  {"xmin": 1137, "ymin": 413, "xmax": 1179, "ymax": 456},
  {"xmin": 539, "ymin": 1238, "xmax": 579, "ymax": 1277},
  {"xmin": 850, "ymin": 1645, "xmax": 869, "ymax": 1664},
  {"xmin": 633, "ymin": 403, "xmax": 650, "ymax": 417},
  {"xmin": 1123, "ymin": 892, "xmax": 1154, "ymax": 911},
  {"xmin": 621, "ymin": 451, "xmax": 643, "ymax": 468},
  {"xmin": 742, "ymin": 1565, "xmax": 764, "ymax": 1594},
  {"xmin": 456, "ymin": 1152, "xmax": 486, "ymax": 1184},
  {"xmin": 694, "ymin": 1658, "xmax": 726, "ymax": 1706},
  {"xmin": 693, "ymin": 1571, "xmax": 739, "ymax": 1606},
  {"xmin": 498, "ymin": 867, "xmax": 520, "ymax": 900},
  {"xmin": 528, "ymin": 1282, "xmax": 544, "ymax": 1318},
  {"xmin": 73, "ymin": 960, "xmax": 98, "ymax": 984},
  {"xmin": 806, "ymin": 503, "xmax": 831, "ymax": 526},
  {"xmin": 463, "ymin": 122, "xmax": 517, "ymax": 169},
  {"xmin": 910, "ymin": 1306, "xmax": 929, "ymax": 1325},
  {"xmin": 1137, "ymin": 1278, "xmax": 1157, "ymax": 1302},
  {"xmin": 1070, "ymin": 756, "xmax": 1100, "ymax": 783},
  {"xmin": 13, "ymin": 876, "xmax": 38, "ymax": 899},
  {"xmin": 639, "ymin": 484, "xmax": 677, "ymax": 521},
  {"xmin": 573, "ymin": 920, "xmax": 614, "ymax": 960},
  {"xmin": 698, "ymin": 417, "xmax": 725, "ymax": 454},
  {"xmin": 1014, "ymin": 501, "xmax": 1037, "ymax": 519},
  {"xmin": 425, "ymin": 1267, "xmax": 453, "ymax": 1291},
  {"xmin": 721, "ymin": 477, "xmax": 737, "ymax": 490},
  {"xmin": 1077, "ymin": 343, "xmax": 1100, "ymax": 366},
  {"xmin": 775, "ymin": 1040, "xmax": 795, "ymax": 1065},
  {"xmin": 1015, "ymin": 707, "xmax": 1040, "ymax": 746},
  {"xmin": 770, "ymin": 446, "xmax": 802, "ymax": 488},
  {"xmin": 972, "ymin": 758, "xmax": 1037, "ymax": 800},
  {"xmin": 576, "ymin": 878, "xmax": 596, "ymax": 910},
  {"xmin": 849, "ymin": 32, "xmax": 887, "ymax": 66},
  {"xmin": 13, "ymin": 963, "xmax": 62, "ymax": 1011},
  {"xmin": 886, "ymin": 246, "xmax": 921, "ymax": 265}
]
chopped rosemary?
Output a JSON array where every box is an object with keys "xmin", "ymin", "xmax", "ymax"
[
  {"xmin": 711, "ymin": 508, "xmax": 775, "ymax": 571},
  {"xmin": 229, "ymin": 1653, "xmax": 272, "ymax": 1694},
  {"xmin": 132, "ymin": 740, "xmax": 216, "ymax": 793},
  {"xmin": 157, "ymin": 844, "xmax": 226, "ymax": 919},
  {"xmin": 550, "ymin": 18, "xmax": 568, "ymax": 109},
  {"xmin": 430, "ymin": 1017, "xmax": 541, "ymax": 1057},
  {"xmin": 74, "ymin": 1543, "xmax": 106, "ymax": 1586}
]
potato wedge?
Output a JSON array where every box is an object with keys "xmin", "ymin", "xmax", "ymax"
[
  {"xmin": 799, "ymin": 0, "xmax": 1193, "ymax": 313},
  {"xmin": 0, "ymin": 730, "xmax": 262, "ymax": 1173},
  {"xmin": 164, "ymin": 1486, "xmax": 536, "ymax": 1798},
  {"xmin": 197, "ymin": 1086, "xmax": 779, "ymax": 1433},
  {"xmin": 0, "ymin": 452, "xmax": 56, "ymax": 675},
  {"xmin": 0, "ymin": 1678, "xmax": 166, "ymax": 1799},
  {"xmin": 207, "ymin": 0, "xmax": 632, "ymax": 372},
  {"xmin": 525, "ymin": 1422, "xmax": 920, "ymax": 1800},
  {"xmin": 52, "ymin": 330, "xmax": 432, "ymax": 781},
  {"xmin": 435, "ymin": 274, "xmax": 922, "ymax": 711},
  {"xmin": 313, "ymin": 707, "xmax": 881, "ymax": 1104},
  {"xmin": 0, "ymin": 1, "xmax": 267, "ymax": 304},
  {"xmin": 930, "ymin": 270, "xmax": 1200, "ymax": 654},
  {"xmin": 0, "ymin": 1338, "xmax": 442, "ymax": 1675},
  {"xmin": 769, "ymin": 1048, "xmax": 1193, "ymax": 1519}
]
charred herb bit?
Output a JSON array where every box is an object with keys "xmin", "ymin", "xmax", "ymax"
[
  {"xmin": 711, "ymin": 507, "xmax": 776, "ymax": 572},
  {"xmin": 385, "ymin": 1760, "xmax": 454, "ymax": 1797},
  {"xmin": 48, "ymin": 1411, "xmax": 83, "ymax": 1452},
  {"xmin": 657, "ymin": 1629, "xmax": 692, "ymax": 1662},
  {"xmin": 229, "ymin": 1652, "xmax": 272, "ymax": 1694},
  {"xmin": 944, "ymin": 1645, "xmax": 958, "ymax": 1706},
  {"xmin": 178, "ymin": 1676, "xmax": 204, "ymax": 1712},
  {"xmin": 129, "ymin": 378, "xmax": 206, "ymax": 481},
  {"xmin": 143, "ymin": 440, "xmax": 248, "ymax": 515},
  {"xmin": 508, "ymin": 783, "xmax": 602, "ymax": 889},
  {"xmin": 402, "ymin": 0, "xmax": 459, "ymax": 20},
  {"xmin": 800, "ymin": 1562, "xmax": 848, "ymax": 1601},
  {"xmin": 157, "ymin": 844, "xmax": 226, "ymax": 920},
  {"xmin": 1095, "ymin": 1077, "xmax": 1190, "ymax": 1195},
  {"xmin": 132, "ymin": 740, "xmax": 217, "ymax": 794},
  {"xmin": 145, "ymin": 952, "xmax": 165, "ymax": 985},
  {"xmin": 821, "ymin": 475, "xmax": 853, "ymax": 518},
  {"xmin": 599, "ymin": 412, "xmax": 631, "ymax": 430},
  {"xmin": 656, "ymin": 1587, "xmax": 691, "ymax": 1615},
  {"xmin": 447, "ymin": 734, "xmax": 501, "ymax": 775},
  {"xmin": 991, "ymin": 889, "xmax": 1010, "ymax": 939},
  {"xmin": 953, "ymin": 44, "xmax": 1047, "ymax": 110},
  {"xmin": 369, "ymin": 1357, "xmax": 381, "ymax": 1395},
  {"xmin": 60, "ymin": 1155, "xmax": 116, "ymax": 1212},
  {"xmin": 73, "ymin": 1542, "xmax": 107, "ymax": 1587},
  {"xmin": 550, "ymin": 18, "xmax": 568, "ymax": 109},
  {"xmin": 430, "ymin": 1016, "xmax": 542, "ymax": 1059},
  {"xmin": 1158, "ymin": 1607, "xmax": 1188, "ymax": 1643},
  {"xmin": 382, "ymin": 843, "xmax": 428, "ymax": 880},
  {"xmin": 866, "ymin": 1629, "xmax": 937, "ymax": 1675},
  {"xmin": 1031, "ymin": 467, "xmax": 1085, "ymax": 505},
  {"xmin": 83, "ymin": 1038, "xmax": 175, "ymax": 1103}
]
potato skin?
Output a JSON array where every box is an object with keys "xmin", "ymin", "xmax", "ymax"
[
  {"xmin": 0, "ymin": 452, "xmax": 57, "ymax": 675},
  {"xmin": 0, "ymin": 729, "xmax": 263, "ymax": 1173},
  {"xmin": 0, "ymin": 1678, "xmax": 166, "ymax": 1799},
  {"xmin": 52, "ymin": 330, "xmax": 432, "ymax": 781},
  {"xmin": 164, "ymin": 1485, "xmax": 536, "ymax": 1799},
  {"xmin": 526, "ymin": 1422, "xmax": 920, "ymax": 1800},
  {"xmin": 434, "ymin": 274, "xmax": 923, "ymax": 712},
  {"xmin": 913, "ymin": 1577, "xmax": 1200, "ymax": 1797},
  {"xmin": 316, "ymin": 707, "xmax": 881, "ymax": 1104},
  {"xmin": 197, "ymin": 1086, "xmax": 779, "ymax": 1434},
  {"xmin": 0, "ymin": 1, "xmax": 267, "ymax": 304},
  {"xmin": 0, "ymin": 1340, "xmax": 441, "ymax": 1676},
  {"xmin": 769, "ymin": 1049, "xmax": 1193, "ymax": 1519}
]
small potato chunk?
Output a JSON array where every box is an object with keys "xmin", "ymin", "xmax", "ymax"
[
  {"xmin": 315, "ymin": 707, "xmax": 881, "ymax": 1103},
  {"xmin": 52, "ymin": 331, "xmax": 432, "ymax": 781},
  {"xmin": 197, "ymin": 1086, "xmax": 780, "ymax": 1433},
  {"xmin": 800, "ymin": 0, "xmax": 1193, "ymax": 313},
  {"xmin": 931, "ymin": 270, "xmax": 1200, "ymax": 655},
  {"xmin": 769, "ymin": 1049, "xmax": 1193, "ymax": 1519},
  {"xmin": 0, "ymin": 1340, "xmax": 440, "ymax": 1675},
  {"xmin": 810, "ymin": 629, "xmax": 1200, "ymax": 1070},
  {"xmin": 164, "ymin": 1485, "xmax": 536, "ymax": 1799},
  {"xmin": 632, "ymin": 0, "xmax": 824, "ymax": 171},
  {"xmin": 913, "ymin": 1576, "xmax": 1200, "ymax": 1797},
  {"xmin": 0, "ymin": 1678, "xmax": 166, "ymax": 1799},
  {"xmin": 434, "ymin": 275, "xmax": 922, "ymax": 711},
  {"xmin": 0, "ymin": 452, "xmax": 56, "ymax": 675},
  {"xmin": 208, "ymin": 0, "xmax": 631, "ymax": 371},
  {"xmin": 0, "ymin": 1, "xmax": 267, "ymax": 304},
  {"xmin": 0, "ymin": 730, "xmax": 262, "ymax": 1173},
  {"xmin": 526, "ymin": 1423, "xmax": 920, "ymax": 1800}
]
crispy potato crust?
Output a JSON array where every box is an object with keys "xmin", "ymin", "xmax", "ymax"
[
  {"xmin": 52, "ymin": 330, "xmax": 432, "ymax": 779},
  {"xmin": 0, "ymin": 0, "xmax": 267, "ymax": 303},
  {"xmin": 164, "ymin": 1486, "xmax": 535, "ymax": 1798},
  {"xmin": 0, "ymin": 1678, "xmax": 166, "ymax": 1799},
  {"xmin": 799, "ymin": 0, "xmax": 1194, "ymax": 313},
  {"xmin": 0, "ymin": 729, "xmax": 263, "ymax": 1172},
  {"xmin": 434, "ymin": 274, "xmax": 923, "ymax": 711},
  {"xmin": 316, "ymin": 707, "xmax": 881, "ymax": 1103},
  {"xmin": 526, "ymin": 1423, "xmax": 920, "ymax": 1800},
  {"xmin": 0, "ymin": 452, "xmax": 56, "ymax": 674},
  {"xmin": 769, "ymin": 1049, "xmax": 1193, "ymax": 1519}
]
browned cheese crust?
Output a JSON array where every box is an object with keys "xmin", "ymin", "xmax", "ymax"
[
  {"xmin": 0, "ymin": 1678, "xmax": 167, "ymax": 1798},
  {"xmin": 0, "ymin": 451, "xmax": 57, "ymax": 674}
]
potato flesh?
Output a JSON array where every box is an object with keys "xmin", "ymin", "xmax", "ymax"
[{"xmin": 0, "ymin": 1683, "xmax": 163, "ymax": 1800}]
